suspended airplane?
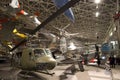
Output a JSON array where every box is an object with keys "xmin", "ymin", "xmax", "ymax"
[
  {"xmin": 53, "ymin": 24, "xmax": 79, "ymax": 53},
  {"xmin": 10, "ymin": 0, "xmax": 81, "ymax": 52},
  {"xmin": 0, "ymin": 0, "xmax": 80, "ymax": 78},
  {"xmin": 0, "ymin": 0, "xmax": 80, "ymax": 55},
  {"xmin": 0, "ymin": 0, "xmax": 41, "ymax": 28},
  {"xmin": 53, "ymin": 24, "xmax": 79, "ymax": 38},
  {"xmin": 0, "ymin": 0, "xmax": 41, "ymax": 48},
  {"xmin": 0, "ymin": 0, "xmax": 27, "ymax": 17}
]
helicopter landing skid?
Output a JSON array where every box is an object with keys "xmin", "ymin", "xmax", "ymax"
[
  {"xmin": 47, "ymin": 71, "xmax": 55, "ymax": 76},
  {"xmin": 18, "ymin": 71, "xmax": 35, "ymax": 79},
  {"xmin": 37, "ymin": 70, "xmax": 55, "ymax": 76}
]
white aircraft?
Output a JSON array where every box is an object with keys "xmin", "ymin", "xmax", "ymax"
[
  {"xmin": 53, "ymin": 24, "xmax": 79, "ymax": 38},
  {"xmin": 53, "ymin": 24, "xmax": 79, "ymax": 53}
]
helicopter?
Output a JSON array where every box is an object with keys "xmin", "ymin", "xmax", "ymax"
[
  {"xmin": 11, "ymin": 48, "xmax": 57, "ymax": 74},
  {"xmin": 53, "ymin": 24, "xmax": 79, "ymax": 54},
  {"xmin": 0, "ymin": 0, "xmax": 80, "ymax": 79},
  {"xmin": 0, "ymin": 0, "xmax": 56, "ymax": 75}
]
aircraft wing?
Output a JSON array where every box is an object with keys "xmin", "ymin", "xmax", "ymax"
[
  {"xmin": 10, "ymin": 0, "xmax": 80, "ymax": 51},
  {"xmin": 52, "ymin": 0, "xmax": 75, "ymax": 22}
]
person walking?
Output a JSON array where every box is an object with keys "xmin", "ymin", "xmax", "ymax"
[
  {"xmin": 97, "ymin": 55, "xmax": 101, "ymax": 67},
  {"xmin": 109, "ymin": 56, "xmax": 116, "ymax": 68}
]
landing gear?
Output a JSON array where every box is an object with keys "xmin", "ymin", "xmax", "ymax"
[
  {"xmin": 46, "ymin": 70, "xmax": 55, "ymax": 76},
  {"xmin": 37, "ymin": 70, "xmax": 55, "ymax": 76}
]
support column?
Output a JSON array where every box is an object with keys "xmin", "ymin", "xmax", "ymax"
[{"xmin": 116, "ymin": 0, "xmax": 120, "ymax": 52}]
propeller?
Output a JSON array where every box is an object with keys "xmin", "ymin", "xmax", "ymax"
[{"xmin": 53, "ymin": 23, "xmax": 79, "ymax": 37}]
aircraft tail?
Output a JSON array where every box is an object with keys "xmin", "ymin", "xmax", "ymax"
[
  {"xmin": 20, "ymin": 10, "xmax": 28, "ymax": 15},
  {"xmin": 52, "ymin": 0, "xmax": 75, "ymax": 22},
  {"xmin": 9, "ymin": 0, "xmax": 20, "ymax": 8}
]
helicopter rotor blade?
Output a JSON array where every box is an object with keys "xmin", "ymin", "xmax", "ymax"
[
  {"xmin": 68, "ymin": 33, "xmax": 79, "ymax": 36},
  {"xmin": 53, "ymin": 26, "xmax": 61, "ymax": 31},
  {"xmin": 30, "ymin": 0, "xmax": 80, "ymax": 34},
  {"xmin": 9, "ymin": 39, "xmax": 27, "ymax": 51},
  {"xmin": 10, "ymin": 0, "xmax": 80, "ymax": 51},
  {"xmin": 63, "ymin": 23, "xmax": 70, "ymax": 30}
]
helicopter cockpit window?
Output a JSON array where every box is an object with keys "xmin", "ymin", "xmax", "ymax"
[
  {"xmin": 29, "ymin": 52, "xmax": 34, "ymax": 60},
  {"xmin": 45, "ymin": 49, "xmax": 52, "ymax": 56},
  {"xmin": 34, "ymin": 49, "xmax": 45, "ymax": 57},
  {"xmin": 29, "ymin": 52, "xmax": 32, "ymax": 56}
]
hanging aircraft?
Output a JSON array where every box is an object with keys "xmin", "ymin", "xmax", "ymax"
[
  {"xmin": 0, "ymin": 0, "xmax": 41, "ymax": 48},
  {"xmin": 0, "ymin": 0, "xmax": 80, "ymax": 78},
  {"xmin": 53, "ymin": 24, "xmax": 79, "ymax": 38},
  {"xmin": 9, "ymin": 0, "xmax": 81, "ymax": 52},
  {"xmin": 53, "ymin": 24, "xmax": 79, "ymax": 53},
  {"xmin": 0, "ymin": 0, "xmax": 81, "ymax": 55}
]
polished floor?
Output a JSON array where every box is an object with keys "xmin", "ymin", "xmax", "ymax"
[{"xmin": 0, "ymin": 61, "xmax": 120, "ymax": 80}]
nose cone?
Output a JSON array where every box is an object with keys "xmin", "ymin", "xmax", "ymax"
[
  {"xmin": 36, "ymin": 61, "xmax": 57, "ymax": 70},
  {"xmin": 46, "ymin": 61, "xmax": 57, "ymax": 70},
  {"xmin": 36, "ymin": 57, "xmax": 57, "ymax": 70}
]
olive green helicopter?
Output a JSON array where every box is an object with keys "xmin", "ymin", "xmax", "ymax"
[
  {"xmin": 0, "ymin": 0, "xmax": 80, "ymax": 78},
  {"xmin": 11, "ymin": 47, "xmax": 57, "ymax": 75}
]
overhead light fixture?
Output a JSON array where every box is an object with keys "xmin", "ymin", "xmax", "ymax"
[
  {"xmin": 94, "ymin": 0, "xmax": 101, "ymax": 4},
  {"xmin": 95, "ymin": 12, "xmax": 100, "ymax": 17}
]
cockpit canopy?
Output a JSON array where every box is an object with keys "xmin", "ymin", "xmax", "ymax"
[{"xmin": 34, "ymin": 48, "xmax": 52, "ymax": 58}]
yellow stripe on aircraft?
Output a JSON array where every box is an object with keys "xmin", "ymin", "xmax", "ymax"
[{"xmin": 13, "ymin": 28, "xmax": 27, "ymax": 38}]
